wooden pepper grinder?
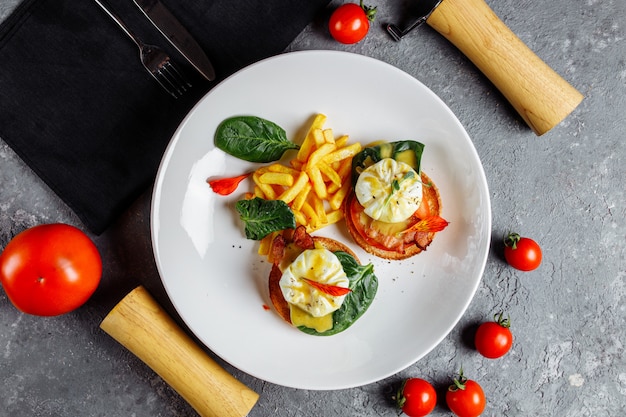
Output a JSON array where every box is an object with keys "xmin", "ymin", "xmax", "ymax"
[
  {"xmin": 100, "ymin": 286, "xmax": 259, "ymax": 417},
  {"xmin": 389, "ymin": 0, "xmax": 583, "ymax": 135}
]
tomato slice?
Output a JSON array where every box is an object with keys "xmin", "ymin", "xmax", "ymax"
[
  {"xmin": 414, "ymin": 193, "xmax": 431, "ymax": 219},
  {"xmin": 347, "ymin": 193, "xmax": 391, "ymax": 251},
  {"xmin": 346, "ymin": 192, "xmax": 432, "ymax": 254}
]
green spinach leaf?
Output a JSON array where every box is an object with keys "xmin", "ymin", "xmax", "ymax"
[
  {"xmin": 215, "ymin": 116, "xmax": 299, "ymax": 163},
  {"xmin": 297, "ymin": 251, "xmax": 378, "ymax": 336},
  {"xmin": 235, "ymin": 197, "xmax": 296, "ymax": 240}
]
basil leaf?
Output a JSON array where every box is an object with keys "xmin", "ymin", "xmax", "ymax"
[
  {"xmin": 215, "ymin": 116, "xmax": 299, "ymax": 163},
  {"xmin": 351, "ymin": 140, "xmax": 425, "ymax": 185},
  {"xmin": 297, "ymin": 251, "xmax": 378, "ymax": 336},
  {"xmin": 235, "ymin": 197, "xmax": 296, "ymax": 240}
]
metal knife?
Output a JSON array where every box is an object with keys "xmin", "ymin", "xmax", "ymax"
[{"xmin": 133, "ymin": 0, "xmax": 216, "ymax": 81}]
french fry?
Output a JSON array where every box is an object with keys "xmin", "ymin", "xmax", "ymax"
[
  {"xmin": 323, "ymin": 129, "xmax": 335, "ymax": 144},
  {"xmin": 312, "ymin": 129, "xmax": 326, "ymax": 147},
  {"xmin": 305, "ymin": 142, "xmax": 336, "ymax": 171},
  {"xmin": 336, "ymin": 157, "xmax": 354, "ymax": 179},
  {"xmin": 317, "ymin": 162, "xmax": 342, "ymax": 188},
  {"xmin": 259, "ymin": 172, "xmax": 294, "ymax": 187},
  {"xmin": 278, "ymin": 171, "xmax": 309, "ymax": 204},
  {"xmin": 334, "ymin": 135, "xmax": 350, "ymax": 148},
  {"xmin": 293, "ymin": 210, "xmax": 308, "ymax": 228},
  {"xmin": 292, "ymin": 182, "xmax": 312, "ymax": 211},
  {"xmin": 268, "ymin": 164, "xmax": 299, "ymax": 176},
  {"xmin": 271, "ymin": 184, "xmax": 286, "ymax": 197},
  {"xmin": 296, "ymin": 114, "xmax": 327, "ymax": 162},
  {"xmin": 248, "ymin": 114, "xmax": 361, "ymax": 233},
  {"xmin": 325, "ymin": 209, "xmax": 344, "ymax": 226},
  {"xmin": 253, "ymin": 172, "xmax": 277, "ymax": 199},
  {"xmin": 329, "ymin": 178, "xmax": 352, "ymax": 211},
  {"xmin": 289, "ymin": 159, "xmax": 304, "ymax": 170},
  {"xmin": 327, "ymin": 158, "xmax": 353, "ymax": 194},
  {"xmin": 307, "ymin": 209, "xmax": 343, "ymax": 232},
  {"xmin": 307, "ymin": 166, "xmax": 327, "ymax": 200},
  {"xmin": 258, "ymin": 232, "xmax": 275, "ymax": 256},
  {"xmin": 321, "ymin": 142, "xmax": 362, "ymax": 165},
  {"xmin": 311, "ymin": 194, "xmax": 328, "ymax": 225},
  {"xmin": 301, "ymin": 202, "xmax": 319, "ymax": 229},
  {"xmin": 297, "ymin": 137, "xmax": 315, "ymax": 163}
]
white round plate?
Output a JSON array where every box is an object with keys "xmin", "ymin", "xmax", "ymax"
[{"xmin": 151, "ymin": 50, "xmax": 491, "ymax": 390}]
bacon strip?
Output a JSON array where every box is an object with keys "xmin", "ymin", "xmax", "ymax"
[
  {"xmin": 293, "ymin": 225, "xmax": 315, "ymax": 250},
  {"xmin": 270, "ymin": 234, "xmax": 286, "ymax": 265}
]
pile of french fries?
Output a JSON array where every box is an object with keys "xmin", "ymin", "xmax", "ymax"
[{"xmin": 249, "ymin": 114, "xmax": 362, "ymax": 254}]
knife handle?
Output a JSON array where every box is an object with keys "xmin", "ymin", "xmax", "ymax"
[
  {"xmin": 426, "ymin": 0, "xmax": 583, "ymax": 135},
  {"xmin": 100, "ymin": 286, "xmax": 259, "ymax": 417}
]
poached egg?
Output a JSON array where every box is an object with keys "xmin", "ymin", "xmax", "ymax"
[
  {"xmin": 279, "ymin": 247, "xmax": 349, "ymax": 331},
  {"xmin": 354, "ymin": 158, "xmax": 423, "ymax": 223}
]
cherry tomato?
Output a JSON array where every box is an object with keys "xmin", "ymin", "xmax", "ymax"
[
  {"xmin": 503, "ymin": 232, "xmax": 542, "ymax": 271},
  {"xmin": 446, "ymin": 369, "xmax": 486, "ymax": 417},
  {"xmin": 0, "ymin": 223, "xmax": 102, "ymax": 316},
  {"xmin": 396, "ymin": 378, "xmax": 437, "ymax": 417},
  {"xmin": 329, "ymin": 1, "xmax": 377, "ymax": 44},
  {"xmin": 475, "ymin": 312, "xmax": 513, "ymax": 359}
]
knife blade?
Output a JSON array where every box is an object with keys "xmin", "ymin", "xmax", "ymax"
[{"xmin": 133, "ymin": 0, "xmax": 216, "ymax": 81}]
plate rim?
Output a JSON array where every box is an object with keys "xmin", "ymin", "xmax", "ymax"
[{"xmin": 150, "ymin": 50, "xmax": 492, "ymax": 390}]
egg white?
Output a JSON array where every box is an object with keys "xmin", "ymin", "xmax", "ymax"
[
  {"xmin": 354, "ymin": 158, "xmax": 423, "ymax": 223},
  {"xmin": 279, "ymin": 248, "xmax": 349, "ymax": 317}
]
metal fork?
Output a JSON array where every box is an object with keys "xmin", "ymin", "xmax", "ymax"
[{"xmin": 94, "ymin": 0, "xmax": 191, "ymax": 98}]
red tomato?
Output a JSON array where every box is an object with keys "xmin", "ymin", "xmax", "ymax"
[
  {"xmin": 396, "ymin": 378, "xmax": 437, "ymax": 417},
  {"xmin": 0, "ymin": 224, "xmax": 102, "ymax": 316},
  {"xmin": 446, "ymin": 370, "xmax": 486, "ymax": 417},
  {"xmin": 475, "ymin": 313, "xmax": 513, "ymax": 359},
  {"xmin": 503, "ymin": 232, "xmax": 542, "ymax": 271},
  {"xmin": 329, "ymin": 1, "xmax": 377, "ymax": 44}
]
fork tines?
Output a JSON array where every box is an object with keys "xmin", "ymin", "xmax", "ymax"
[{"xmin": 156, "ymin": 59, "xmax": 192, "ymax": 99}]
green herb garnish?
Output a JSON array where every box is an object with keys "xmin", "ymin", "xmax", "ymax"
[
  {"xmin": 215, "ymin": 116, "xmax": 299, "ymax": 163},
  {"xmin": 351, "ymin": 140, "xmax": 425, "ymax": 185},
  {"xmin": 235, "ymin": 197, "xmax": 296, "ymax": 240},
  {"xmin": 297, "ymin": 251, "xmax": 378, "ymax": 336}
]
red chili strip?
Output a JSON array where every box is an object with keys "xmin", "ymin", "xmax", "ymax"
[
  {"xmin": 207, "ymin": 173, "xmax": 250, "ymax": 195},
  {"xmin": 301, "ymin": 278, "xmax": 352, "ymax": 296},
  {"xmin": 399, "ymin": 216, "xmax": 449, "ymax": 235}
]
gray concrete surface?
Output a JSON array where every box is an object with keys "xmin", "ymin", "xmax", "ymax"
[{"xmin": 1, "ymin": 0, "xmax": 625, "ymax": 416}]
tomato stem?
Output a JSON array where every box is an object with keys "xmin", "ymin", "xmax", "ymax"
[
  {"xmin": 449, "ymin": 367, "xmax": 468, "ymax": 392},
  {"xmin": 495, "ymin": 311, "xmax": 511, "ymax": 328},
  {"xmin": 503, "ymin": 232, "xmax": 521, "ymax": 249},
  {"xmin": 395, "ymin": 379, "xmax": 408, "ymax": 408},
  {"xmin": 360, "ymin": 0, "xmax": 377, "ymax": 21}
]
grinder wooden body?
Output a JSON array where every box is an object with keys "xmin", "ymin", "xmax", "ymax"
[
  {"xmin": 100, "ymin": 286, "xmax": 259, "ymax": 417},
  {"xmin": 426, "ymin": 0, "xmax": 583, "ymax": 135}
]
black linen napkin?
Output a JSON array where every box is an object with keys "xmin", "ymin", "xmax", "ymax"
[{"xmin": 0, "ymin": 0, "xmax": 330, "ymax": 234}]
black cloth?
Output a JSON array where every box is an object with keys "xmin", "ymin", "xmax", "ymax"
[{"xmin": 0, "ymin": 0, "xmax": 330, "ymax": 234}]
